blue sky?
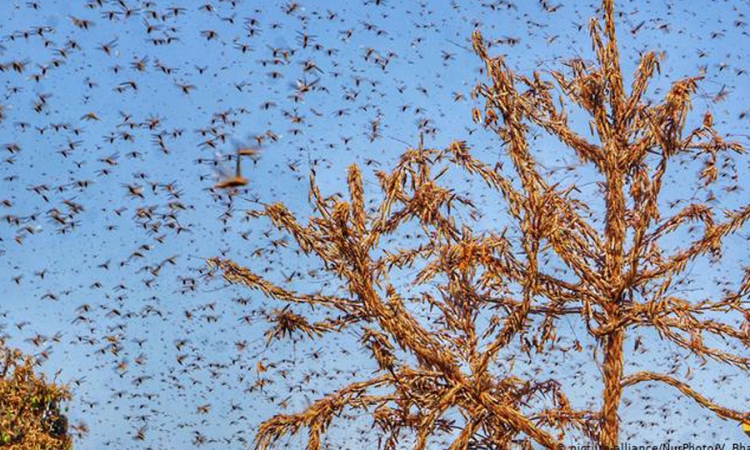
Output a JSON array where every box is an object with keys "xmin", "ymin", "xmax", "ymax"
[{"xmin": 1, "ymin": 0, "xmax": 750, "ymax": 448}]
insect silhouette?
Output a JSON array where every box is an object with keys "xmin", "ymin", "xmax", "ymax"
[{"xmin": 213, "ymin": 145, "xmax": 261, "ymax": 189}]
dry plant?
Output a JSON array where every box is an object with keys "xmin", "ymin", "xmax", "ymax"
[
  {"xmin": 209, "ymin": 0, "xmax": 750, "ymax": 447},
  {"xmin": 0, "ymin": 339, "xmax": 71, "ymax": 449}
]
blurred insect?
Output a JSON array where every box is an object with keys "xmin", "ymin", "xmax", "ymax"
[{"xmin": 213, "ymin": 140, "xmax": 263, "ymax": 189}]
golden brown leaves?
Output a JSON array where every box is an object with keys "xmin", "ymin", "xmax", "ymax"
[{"xmin": 0, "ymin": 341, "xmax": 72, "ymax": 450}]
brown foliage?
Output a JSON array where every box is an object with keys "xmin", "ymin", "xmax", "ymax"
[
  {"xmin": 0, "ymin": 340, "xmax": 72, "ymax": 450},
  {"xmin": 209, "ymin": 0, "xmax": 750, "ymax": 447}
]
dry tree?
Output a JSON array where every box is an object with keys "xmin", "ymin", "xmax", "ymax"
[
  {"xmin": 0, "ymin": 339, "xmax": 72, "ymax": 449},
  {"xmin": 209, "ymin": 0, "xmax": 750, "ymax": 447}
]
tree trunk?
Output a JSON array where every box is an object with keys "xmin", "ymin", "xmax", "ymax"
[{"xmin": 600, "ymin": 327, "xmax": 624, "ymax": 447}]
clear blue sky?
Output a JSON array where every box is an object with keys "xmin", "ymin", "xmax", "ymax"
[{"xmin": 1, "ymin": 0, "xmax": 749, "ymax": 448}]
